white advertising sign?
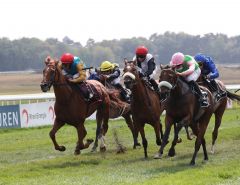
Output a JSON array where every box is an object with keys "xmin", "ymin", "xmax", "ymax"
[{"xmin": 20, "ymin": 102, "xmax": 55, "ymax": 128}]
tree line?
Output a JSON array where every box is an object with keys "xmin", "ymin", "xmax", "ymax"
[{"xmin": 0, "ymin": 32, "xmax": 240, "ymax": 71}]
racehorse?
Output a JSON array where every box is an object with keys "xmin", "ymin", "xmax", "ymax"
[
  {"xmin": 40, "ymin": 56, "xmax": 110, "ymax": 155},
  {"xmin": 154, "ymin": 67, "xmax": 214, "ymax": 165},
  {"xmin": 198, "ymin": 76, "xmax": 240, "ymax": 153},
  {"xmin": 91, "ymin": 74, "xmax": 140, "ymax": 151},
  {"xmin": 123, "ymin": 60, "xmax": 163, "ymax": 158}
]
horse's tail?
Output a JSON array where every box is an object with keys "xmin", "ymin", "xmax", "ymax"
[{"xmin": 227, "ymin": 90, "xmax": 240, "ymax": 101}]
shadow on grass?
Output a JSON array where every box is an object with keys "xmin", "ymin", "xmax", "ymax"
[{"xmin": 43, "ymin": 159, "xmax": 101, "ymax": 169}]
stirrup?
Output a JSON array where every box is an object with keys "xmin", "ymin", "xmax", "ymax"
[
  {"xmin": 216, "ymin": 92, "xmax": 226, "ymax": 101},
  {"xmin": 89, "ymin": 93, "xmax": 94, "ymax": 99},
  {"xmin": 200, "ymin": 99, "xmax": 209, "ymax": 107}
]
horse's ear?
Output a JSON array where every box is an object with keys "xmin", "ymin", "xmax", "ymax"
[
  {"xmin": 133, "ymin": 60, "xmax": 137, "ymax": 66},
  {"xmin": 45, "ymin": 56, "xmax": 51, "ymax": 65},
  {"xmin": 160, "ymin": 64, "xmax": 164, "ymax": 70},
  {"xmin": 124, "ymin": 58, "xmax": 128, "ymax": 65}
]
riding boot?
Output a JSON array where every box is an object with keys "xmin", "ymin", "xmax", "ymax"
[
  {"xmin": 149, "ymin": 79, "xmax": 160, "ymax": 93},
  {"xmin": 210, "ymin": 80, "xmax": 226, "ymax": 101},
  {"xmin": 189, "ymin": 80, "xmax": 209, "ymax": 107},
  {"xmin": 114, "ymin": 83, "xmax": 130, "ymax": 103}
]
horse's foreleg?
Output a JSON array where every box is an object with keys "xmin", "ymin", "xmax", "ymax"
[
  {"xmin": 153, "ymin": 120, "xmax": 162, "ymax": 146},
  {"xmin": 168, "ymin": 123, "xmax": 183, "ymax": 157},
  {"xmin": 154, "ymin": 116, "xmax": 173, "ymax": 159},
  {"xmin": 123, "ymin": 113, "xmax": 140, "ymax": 149},
  {"xmin": 159, "ymin": 119, "xmax": 163, "ymax": 140},
  {"xmin": 49, "ymin": 119, "xmax": 65, "ymax": 151},
  {"xmin": 202, "ymin": 137, "xmax": 208, "ymax": 161},
  {"xmin": 139, "ymin": 125, "xmax": 148, "ymax": 158}
]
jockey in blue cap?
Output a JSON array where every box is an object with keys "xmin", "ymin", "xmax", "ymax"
[{"xmin": 194, "ymin": 53, "xmax": 226, "ymax": 101}]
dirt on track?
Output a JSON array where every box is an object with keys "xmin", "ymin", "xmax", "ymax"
[{"xmin": 0, "ymin": 73, "xmax": 43, "ymax": 95}]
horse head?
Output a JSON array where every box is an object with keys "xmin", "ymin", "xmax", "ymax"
[
  {"xmin": 40, "ymin": 56, "xmax": 61, "ymax": 92},
  {"xmin": 122, "ymin": 59, "xmax": 139, "ymax": 89},
  {"xmin": 158, "ymin": 65, "xmax": 178, "ymax": 102}
]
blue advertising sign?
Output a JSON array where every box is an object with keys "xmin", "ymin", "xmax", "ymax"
[{"xmin": 0, "ymin": 105, "xmax": 20, "ymax": 128}]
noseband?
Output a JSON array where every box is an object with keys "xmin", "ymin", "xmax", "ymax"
[{"xmin": 41, "ymin": 64, "xmax": 67, "ymax": 91}]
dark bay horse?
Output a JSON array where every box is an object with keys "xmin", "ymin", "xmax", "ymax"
[
  {"xmin": 155, "ymin": 68, "xmax": 214, "ymax": 165},
  {"xmin": 123, "ymin": 60, "xmax": 163, "ymax": 158},
  {"xmin": 198, "ymin": 76, "xmax": 240, "ymax": 153},
  {"xmin": 40, "ymin": 57, "xmax": 110, "ymax": 155},
  {"xmin": 93, "ymin": 74, "xmax": 140, "ymax": 150}
]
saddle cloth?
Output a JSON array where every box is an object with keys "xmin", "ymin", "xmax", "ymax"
[{"xmin": 71, "ymin": 81, "xmax": 102, "ymax": 103}]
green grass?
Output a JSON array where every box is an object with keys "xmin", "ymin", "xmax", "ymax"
[{"xmin": 0, "ymin": 108, "xmax": 240, "ymax": 185}]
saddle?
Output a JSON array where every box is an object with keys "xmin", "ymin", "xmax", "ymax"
[
  {"xmin": 202, "ymin": 77, "xmax": 227, "ymax": 101},
  {"xmin": 71, "ymin": 82, "xmax": 102, "ymax": 103}
]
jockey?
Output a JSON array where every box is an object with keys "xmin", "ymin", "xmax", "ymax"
[
  {"xmin": 60, "ymin": 53, "xmax": 93, "ymax": 101},
  {"xmin": 194, "ymin": 53, "xmax": 226, "ymax": 100},
  {"xmin": 133, "ymin": 46, "xmax": 159, "ymax": 93},
  {"xmin": 100, "ymin": 61, "xmax": 130, "ymax": 102},
  {"xmin": 170, "ymin": 52, "xmax": 209, "ymax": 107},
  {"xmin": 88, "ymin": 68, "xmax": 100, "ymax": 81}
]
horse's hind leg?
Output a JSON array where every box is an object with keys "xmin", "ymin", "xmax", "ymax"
[
  {"xmin": 92, "ymin": 109, "xmax": 103, "ymax": 152},
  {"xmin": 49, "ymin": 120, "xmax": 66, "ymax": 151},
  {"xmin": 211, "ymin": 103, "xmax": 226, "ymax": 154},
  {"xmin": 122, "ymin": 113, "xmax": 140, "ymax": 149},
  {"xmin": 99, "ymin": 104, "xmax": 110, "ymax": 152},
  {"xmin": 75, "ymin": 123, "xmax": 94, "ymax": 155},
  {"xmin": 190, "ymin": 121, "xmax": 208, "ymax": 165}
]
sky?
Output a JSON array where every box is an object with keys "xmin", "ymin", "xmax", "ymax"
[{"xmin": 1, "ymin": 0, "xmax": 240, "ymax": 45}]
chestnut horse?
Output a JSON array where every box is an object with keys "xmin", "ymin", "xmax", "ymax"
[
  {"xmin": 40, "ymin": 57, "xmax": 110, "ymax": 155},
  {"xmin": 155, "ymin": 68, "xmax": 214, "ymax": 165},
  {"xmin": 123, "ymin": 60, "xmax": 163, "ymax": 158},
  {"xmin": 198, "ymin": 76, "xmax": 240, "ymax": 153},
  {"xmin": 91, "ymin": 74, "xmax": 140, "ymax": 150}
]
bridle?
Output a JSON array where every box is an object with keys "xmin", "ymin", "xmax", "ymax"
[
  {"xmin": 158, "ymin": 69, "xmax": 179, "ymax": 102},
  {"xmin": 40, "ymin": 62, "xmax": 68, "ymax": 91},
  {"xmin": 123, "ymin": 62, "xmax": 139, "ymax": 87}
]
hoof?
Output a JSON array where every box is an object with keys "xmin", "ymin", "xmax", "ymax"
[
  {"xmin": 116, "ymin": 146, "xmax": 126, "ymax": 154},
  {"xmin": 190, "ymin": 161, "xmax": 195, "ymax": 166},
  {"xmin": 177, "ymin": 138, "xmax": 182, "ymax": 143},
  {"xmin": 56, "ymin": 146, "xmax": 66, "ymax": 152},
  {"xmin": 91, "ymin": 146, "xmax": 97, "ymax": 152},
  {"xmin": 210, "ymin": 145, "xmax": 215, "ymax": 154},
  {"xmin": 156, "ymin": 140, "xmax": 161, "ymax": 146},
  {"xmin": 154, "ymin": 153, "xmax": 162, "ymax": 159},
  {"xmin": 100, "ymin": 146, "xmax": 106, "ymax": 152},
  {"xmin": 74, "ymin": 150, "xmax": 81, "ymax": 155},
  {"xmin": 133, "ymin": 143, "xmax": 141, "ymax": 149},
  {"xmin": 168, "ymin": 148, "xmax": 176, "ymax": 157},
  {"xmin": 202, "ymin": 159, "xmax": 208, "ymax": 164},
  {"xmin": 87, "ymin": 139, "xmax": 94, "ymax": 144}
]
